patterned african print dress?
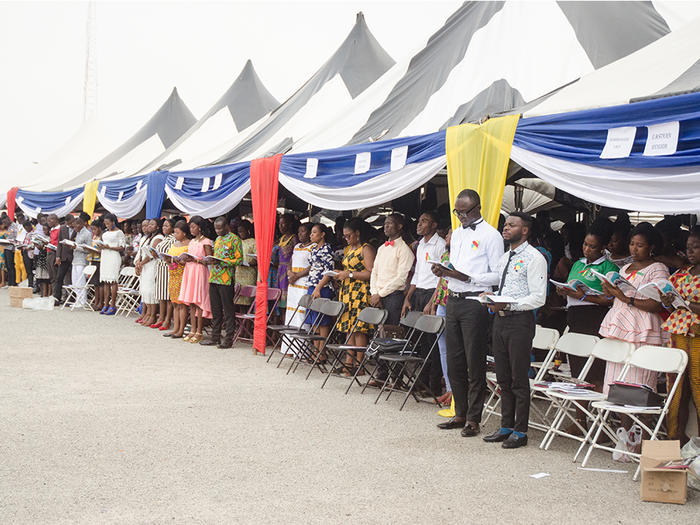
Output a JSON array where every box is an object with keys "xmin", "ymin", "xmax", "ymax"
[
  {"xmin": 167, "ymin": 244, "xmax": 189, "ymax": 304},
  {"xmin": 155, "ymin": 234, "xmax": 174, "ymax": 301},
  {"xmin": 275, "ymin": 233, "xmax": 297, "ymax": 310},
  {"xmin": 337, "ymin": 243, "xmax": 371, "ymax": 334}
]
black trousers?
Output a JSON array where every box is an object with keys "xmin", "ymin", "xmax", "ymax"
[
  {"xmin": 492, "ymin": 311, "xmax": 536, "ymax": 433},
  {"xmin": 381, "ymin": 290, "xmax": 405, "ymax": 326},
  {"xmin": 4, "ymin": 249, "xmax": 16, "ymax": 286},
  {"xmin": 209, "ymin": 283, "xmax": 236, "ymax": 344},
  {"xmin": 22, "ymin": 252, "xmax": 34, "ymax": 288},
  {"xmin": 445, "ymin": 296, "xmax": 490, "ymax": 422},
  {"xmin": 53, "ymin": 261, "xmax": 72, "ymax": 302},
  {"xmin": 412, "ymin": 287, "xmax": 442, "ymax": 395}
]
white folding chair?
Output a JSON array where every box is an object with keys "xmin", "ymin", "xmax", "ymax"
[
  {"xmin": 482, "ymin": 325, "xmax": 560, "ymax": 427},
  {"xmin": 581, "ymin": 345, "xmax": 688, "ymax": 480},
  {"xmin": 115, "ymin": 267, "xmax": 141, "ymax": 316},
  {"xmin": 63, "ymin": 265, "xmax": 97, "ymax": 311},
  {"xmin": 539, "ymin": 338, "xmax": 635, "ymax": 458}
]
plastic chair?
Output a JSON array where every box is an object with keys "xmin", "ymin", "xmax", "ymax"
[
  {"xmin": 581, "ymin": 345, "xmax": 688, "ymax": 480},
  {"xmin": 62, "ymin": 265, "xmax": 97, "ymax": 311}
]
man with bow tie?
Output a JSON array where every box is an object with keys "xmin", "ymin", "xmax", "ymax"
[
  {"xmin": 369, "ymin": 213, "xmax": 414, "ymax": 326},
  {"xmin": 432, "ymin": 189, "xmax": 504, "ymax": 437}
]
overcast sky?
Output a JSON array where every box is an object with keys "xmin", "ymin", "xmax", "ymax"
[{"xmin": 0, "ymin": 0, "xmax": 461, "ymax": 183}]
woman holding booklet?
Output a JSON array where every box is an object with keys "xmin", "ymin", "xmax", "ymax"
[
  {"xmin": 660, "ymin": 226, "xmax": 700, "ymax": 443},
  {"xmin": 281, "ymin": 223, "xmax": 315, "ymax": 355},
  {"xmin": 554, "ymin": 223, "xmax": 618, "ymax": 389},
  {"xmin": 153, "ymin": 218, "xmax": 176, "ymax": 331},
  {"xmin": 177, "ymin": 216, "xmax": 213, "ymax": 343},
  {"xmin": 597, "ymin": 223, "xmax": 669, "ymax": 402},
  {"xmin": 99, "ymin": 213, "xmax": 126, "ymax": 315},
  {"xmin": 165, "ymin": 221, "xmax": 190, "ymax": 339},
  {"xmin": 134, "ymin": 219, "xmax": 163, "ymax": 327}
]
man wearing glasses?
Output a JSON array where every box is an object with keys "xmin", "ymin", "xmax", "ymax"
[{"xmin": 432, "ymin": 189, "xmax": 503, "ymax": 437}]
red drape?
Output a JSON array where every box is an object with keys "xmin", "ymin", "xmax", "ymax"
[
  {"xmin": 250, "ymin": 154, "xmax": 281, "ymax": 354},
  {"xmin": 6, "ymin": 187, "xmax": 19, "ymax": 221}
]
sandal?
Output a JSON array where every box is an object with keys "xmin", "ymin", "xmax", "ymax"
[
  {"xmin": 189, "ymin": 333, "xmax": 203, "ymax": 343},
  {"xmin": 183, "ymin": 333, "xmax": 193, "ymax": 342}
]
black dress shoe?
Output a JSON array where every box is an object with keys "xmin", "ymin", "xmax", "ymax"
[
  {"xmin": 483, "ymin": 430, "xmax": 512, "ymax": 443},
  {"xmin": 502, "ymin": 433, "xmax": 528, "ymax": 449},
  {"xmin": 199, "ymin": 339, "xmax": 220, "ymax": 346},
  {"xmin": 217, "ymin": 342, "xmax": 232, "ymax": 349},
  {"xmin": 460, "ymin": 422, "xmax": 480, "ymax": 437},
  {"xmin": 437, "ymin": 417, "xmax": 467, "ymax": 430}
]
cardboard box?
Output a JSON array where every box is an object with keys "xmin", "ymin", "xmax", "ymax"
[
  {"xmin": 9, "ymin": 286, "xmax": 33, "ymax": 308},
  {"xmin": 640, "ymin": 440, "xmax": 687, "ymax": 504}
]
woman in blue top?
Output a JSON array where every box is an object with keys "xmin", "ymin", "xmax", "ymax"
[{"xmin": 308, "ymin": 223, "xmax": 336, "ymax": 362}]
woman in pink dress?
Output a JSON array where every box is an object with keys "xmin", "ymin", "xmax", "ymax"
[
  {"xmin": 177, "ymin": 216, "xmax": 213, "ymax": 343},
  {"xmin": 599, "ymin": 223, "xmax": 669, "ymax": 400}
]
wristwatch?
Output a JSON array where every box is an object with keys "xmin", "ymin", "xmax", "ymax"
[
  {"xmin": 349, "ymin": 272, "xmax": 354, "ymax": 279},
  {"xmin": 628, "ymin": 297, "xmax": 635, "ymax": 307}
]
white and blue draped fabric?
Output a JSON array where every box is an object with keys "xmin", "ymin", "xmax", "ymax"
[
  {"xmin": 511, "ymin": 91, "xmax": 700, "ymax": 212},
  {"xmin": 97, "ymin": 175, "xmax": 148, "ymax": 218},
  {"xmin": 15, "ymin": 187, "xmax": 84, "ymax": 218},
  {"xmin": 278, "ymin": 131, "xmax": 446, "ymax": 210},
  {"xmin": 164, "ymin": 162, "xmax": 251, "ymax": 218}
]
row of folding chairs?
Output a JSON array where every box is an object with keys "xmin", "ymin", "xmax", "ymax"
[{"xmin": 61, "ymin": 264, "xmax": 98, "ymax": 311}]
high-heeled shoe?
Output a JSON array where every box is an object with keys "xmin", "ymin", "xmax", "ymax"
[
  {"xmin": 150, "ymin": 322, "xmax": 163, "ymax": 329},
  {"xmin": 135, "ymin": 318, "xmax": 143, "ymax": 324},
  {"xmin": 183, "ymin": 333, "xmax": 193, "ymax": 342},
  {"xmin": 100, "ymin": 306, "xmax": 109, "ymax": 315},
  {"xmin": 159, "ymin": 324, "xmax": 170, "ymax": 331},
  {"xmin": 189, "ymin": 333, "xmax": 202, "ymax": 343}
]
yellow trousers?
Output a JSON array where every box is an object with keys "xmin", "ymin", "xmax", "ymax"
[
  {"xmin": 667, "ymin": 332, "xmax": 700, "ymax": 439},
  {"xmin": 14, "ymin": 250, "xmax": 27, "ymax": 283}
]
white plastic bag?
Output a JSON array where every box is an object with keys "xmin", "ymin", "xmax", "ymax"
[
  {"xmin": 613, "ymin": 427, "xmax": 633, "ymax": 462},
  {"xmin": 681, "ymin": 437, "xmax": 700, "ymax": 491},
  {"xmin": 22, "ymin": 297, "xmax": 55, "ymax": 311},
  {"xmin": 627, "ymin": 424, "xmax": 643, "ymax": 455}
]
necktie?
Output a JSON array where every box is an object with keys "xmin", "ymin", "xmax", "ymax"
[
  {"xmin": 498, "ymin": 250, "xmax": 515, "ymax": 293},
  {"xmin": 384, "ymin": 240, "xmax": 394, "ymax": 247}
]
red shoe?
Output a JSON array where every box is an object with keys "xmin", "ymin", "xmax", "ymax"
[
  {"xmin": 159, "ymin": 324, "xmax": 170, "ymax": 331},
  {"xmin": 150, "ymin": 322, "xmax": 163, "ymax": 329},
  {"xmin": 135, "ymin": 319, "xmax": 143, "ymax": 324}
]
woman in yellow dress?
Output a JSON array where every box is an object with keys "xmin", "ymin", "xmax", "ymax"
[{"xmin": 165, "ymin": 220, "xmax": 190, "ymax": 339}]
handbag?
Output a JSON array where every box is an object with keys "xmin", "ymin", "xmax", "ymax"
[
  {"xmin": 365, "ymin": 337, "xmax": 408, "ymax": 359},
  {"xmin": 607, "ymin": 381, "xmax": 664, "ymax": 407}
]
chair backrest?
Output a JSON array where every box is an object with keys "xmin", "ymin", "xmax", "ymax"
[
  {"xmin": 238, "ymin": 284, "xmax": 257, "ymax": 298},
  {"xmin": 532, "ymin": 325, "xmax": 559, "ymax": 351},
  {"xmin": 413, "ymin": 314, "xmax": 445, "ymax": 335},
  {"xmin": 307, "ymin": 298, "xmax": 329, "ymax": 312},
  {"xmin": 267, "ymin": 287, "xmax": 282, "ymax": 301},
  {"xmin": 357, "ymin": 307, "xmax": 388, "ymax": 326},
  {"xmin": 83, "ymin": 265, "xmax": 97, "ymax": 278},
  {"xmin": 319, "ymin": 300, "xmax": 344, "ymax": 317},
  {"xmin": 298, "ymin": 294, "xmax": 313, "ymax": 309},
  {"xmin": 400, "ymin": 311, "xmax": 423, "ymax": 328},
  {"xmin": 628, "ymin": 345, "xmax": 688, "ymax": 374},
  {"xmin": 555, "ymin": 332, "xmax": 599, "ymax": 358},
  {"xmin": 120, "ymin": 266, "xmax": 136, "ymax": 278},
  {"xmin": 591, "ymin": 338, "xmax": 635, "ymax": 364}
]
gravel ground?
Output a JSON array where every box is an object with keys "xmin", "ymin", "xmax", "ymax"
[{"xmin": 0, "ymin": 288, "xmax": 697, "ymax": 524}]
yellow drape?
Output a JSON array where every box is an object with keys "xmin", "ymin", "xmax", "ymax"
[
  {"xmin": 445, "ymin": 115, "xmax": 520, "ymax": 230},
  {"xmin": 82, "ymin": 180, "xmax": 99, "ymax": 219}
]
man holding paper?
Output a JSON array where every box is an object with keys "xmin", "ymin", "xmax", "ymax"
[
  {"xmin": 200, "ymin": 217, "xmax": 243, "ymax": 348},
  {"xmin": 433, "ymin": 190, "xmax": 503, "ymax": 437},
  {"xmin": 482, "ymin": 212, "xmax": 547, "ymax": 449}
]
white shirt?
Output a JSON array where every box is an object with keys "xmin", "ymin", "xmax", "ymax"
[
  {"xmin": 496, "ymin": 241, "xmax": 547, "ymax": 311},
  {"xmin": 447, "ymin": 219, "xmax": 504, "ymax": 293},
  {"xmin": 410, "ymin": 233, "xmax": 447, "ymax": 290}
]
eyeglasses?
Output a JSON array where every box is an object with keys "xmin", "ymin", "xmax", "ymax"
[{"xmin": 452, "ymin": 203, "xmax": 479, "ymax": 218}]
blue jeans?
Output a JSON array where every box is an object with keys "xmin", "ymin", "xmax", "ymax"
[{"xmin": 436, "ymin": 304, "xmax": 451, "ymax": 392}]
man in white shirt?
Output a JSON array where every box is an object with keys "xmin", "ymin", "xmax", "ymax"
[
  {"xmin": 482, "ymin": 212, "xmax": 547, "ymax": 449},
  {"xmin": 369, "ymin": 213, "xmax": 414, "ymax": 326},
  {"xmin": 433, "ymin": 190, "xmax": 504, "ymax": 437},
  {"xmin": 402, "ymin": 211, "xmax": 446, "ymax": 396}
]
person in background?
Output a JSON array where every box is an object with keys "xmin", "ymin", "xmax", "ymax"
[
  {"xmin": 31, "ymin": 219, "xmax": 51, "ymax": 297},
  {"xmin": 53, "ymin": 214, "xmax": 75, "ymax": 305},
  {"xmin": 402, "ymin": 211, "xmax": 447, "ymax": 398},
  {"xmin": 599, "ymin": 223, "xmax": 668, "ymax": 430},
  {"xmin": 606, "ymin": 220, "xmax": 632, "ymax": 267},
  {"xmin": 333, "ymin": 218, "xmax": 376, "ymax": 376},
  {"xmin": 434, "ymin": 190, "xmax": 503, "ymax": 437},
  {"xmin": 46, "ymin": 213, "xmax": 60, "ymax": 290},
  {"xmin": 64, "ymin": 213, "xmax": 91, "ymax": 308},
  {"xmin": 482, "ymin": 212, "xmax": 547, "ymax": 449},
  {"xmin": 153, "ymin": 218, "xmax": 176, "ymax": 331},
  {"xmin": 3, "ymin": 214, "xmax": 19, "ymax": 286},
  {"xmin": 273, "ymin": 213, "xmax": 299, "ymax": 316},
  {"xmin": 178, "ymin": 216, "xmax": 213, "ymax": 343},
  {"xmin": 235, "ymin": 220, "xmax": 257, "ymax": 308},
  {"xmin": 200, "ymin": 216, "xmax": 242, "ymax": 349},
  {"xmin": 13, "ymin": 211, "xmax": 27, "ymax": 285},
  {"xmin": 281, "ymin": 223, "xmax": 315, "ymax": 355},
  {"xmin": 134, "ymin": 219, "xmax": 163, "ymax": 327},
  {"xmin": 660, "ymin": 226, "xmax": 700, "ymax": 444},
  {"xmin": 165, "ymin": 220, "xmax": 190, "ymax": 339},
  {"xmin": 307, "ymin": 224, "xmax": 336, "ymax": 362},
  {"xmin": 555, "ymin": 221, "xmax": 617, "ymax": 392},
  {"xmin": 369, "ymin": 213, "xmax": 414, "ymax": 325},
  {"xmin": 87, "ymin": 220, "xmax": 104, "ymax": 311},
  {"xmin": 19, "ymin": 221, "xmax": 35, "ymax": 290},
  {"xmin": 99, "ymin": 213, "xmax": 126, "ymax": 316},
  {"xmin": 0, "ymin": 217, "xmax": 8, "ymax": 287}
]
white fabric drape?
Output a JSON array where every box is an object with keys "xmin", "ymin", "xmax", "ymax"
[
  {"xmin": 510, "ymin": 145, "xmax": 700, "ymax": 213},
  {"xmin": 16, "ymin": 192, "xmax": 84, "ymax": 219},
  {"xmin": 278, "ymin": 155, "xmax": 446, "ymax": 211},
  {"xmin": 164, "ymin": 180, "xmax": 251, "ymax": 218},
  {"xmin": 96, "ymin": 186, "xmax": 148, "ymax": 218}
]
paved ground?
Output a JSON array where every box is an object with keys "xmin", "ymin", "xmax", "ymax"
[{"xmin": 0, "ymin": 288, "xmax": 697, "ymax": 524}]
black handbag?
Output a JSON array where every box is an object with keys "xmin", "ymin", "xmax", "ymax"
[
  {"xmin": 607, "ymin": 381, "xmax": 664, "ymax": 407},
  {"xmin": 365, "ymin": 337, "xmax": 408, "ymax": 358}
]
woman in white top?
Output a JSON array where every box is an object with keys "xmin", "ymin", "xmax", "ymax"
[
  {"xmin": 100, "ymin": 213, "xmax": 126, "ymax": 315},
  {"xmin": 282, "ymin": 223, "xmax": 315, "ymax": 355},
  {"xmin": 135, "ymin": 218, "xmax": 164, "ymax": 327}
]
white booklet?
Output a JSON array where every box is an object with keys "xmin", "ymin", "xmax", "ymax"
[
  {"xmin": 590, "ymin": 269, "xmax": 637, "ymax": 294},
  {"xmin": 426, "ymin": 257, "xmax": 452, "ymax": 271},
  {"xmin": 549, "ymin": 278, "xmax": 602, "ymax": 295},
  {"xmin": 322, "ymin": 270, "xmax": 339, "ymax": 277},
  {"xmin": 637, "ymin": 279, "xmax": 689, "ymax": 309},
  {"xmin": 478, "ymin": 294, "xmax": 519, "ymax": 305},
  {"xmin": 202, "ymin": 255, "xmax": 230, "ymax": 265},
  {"xmin": 59, "ymin": 239, "xmax": 77, "ymax": 248},
  {"xmin": 78, "ymin": 243, "xmax": 99, "ymax": 253}
]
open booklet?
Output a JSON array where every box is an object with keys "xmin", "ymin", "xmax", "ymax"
[
  {"xmin": 426, "ymin": 257, "xmax": 452, "ymax": 271},
  {"xmin": 0, "ymin": 238, "xmax": 19, "ymax": 247},
  {"xmin": 93, "ymin": 240, "xmax": 108, "ymax": 249},
  {"xmin": 202, "ymin": 255, "xmax": 231, "ymax": 265},
  {"xmin": 478, "ymin": 294, "xmax": 519, "ymax": 305},
  {"xmin": 549, "ymin": 278, "xmax": 602, "ymax": 295},
  {"xmin": 322, "ymin": 270, "xmax": 339, "ymax": 277},
  {"xmin": 591, "ymin": 270, "xmax": 688, "ymax": 309},
  {"xmin": 589, "ymin": 269, "xmax": 637, "ymax": 294},
  {"xmin": 78, "ymin": 243, "xmax": 99, "ymax": 253},
  {"xmin": 59, "ymin": 239, "xmax": 77, "ymax": 248}
]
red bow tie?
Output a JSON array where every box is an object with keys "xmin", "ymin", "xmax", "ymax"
[{"xmin": 384, "ymin": 240, "xmax": 395, "ymax": 247}]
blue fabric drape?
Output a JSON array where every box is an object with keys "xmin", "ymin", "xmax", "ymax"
[
  {"xmin": 164, "ymin": 161, "xmax": 251, "ymax": 201},
  {"xmin": 145, "ymin": 171, "xmax": 168, "ymax": 219},
  {"xmin": 16, "ymin": 187, "xmax": 84, "ymax": 211}
]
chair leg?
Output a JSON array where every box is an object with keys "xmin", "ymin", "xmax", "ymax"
[{"xmin": 581, "ymin": 409, "xmax": 608, "ymax": 468}]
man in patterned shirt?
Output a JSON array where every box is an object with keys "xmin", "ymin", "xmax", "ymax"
[{"xmin": 201, "ymin": 216, "xmax": 243, "ymax": 349}]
